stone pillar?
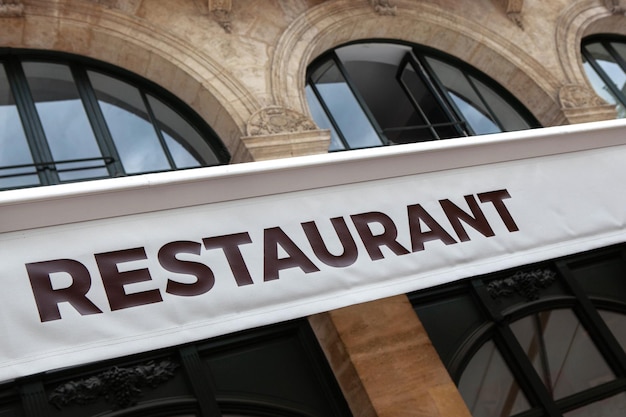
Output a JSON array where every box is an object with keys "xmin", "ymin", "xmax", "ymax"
[
  {"xmin": 232, "ymin": 106, "xmax": 331, "ymax": 163},
  {"xmin": 309, "ymin": 295, "xmax": 472, "ymax": 417}
]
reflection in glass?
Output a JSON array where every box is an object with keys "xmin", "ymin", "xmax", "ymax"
[
  {"xmin": 23, "ymin": 62, "xmax": 107, "ymax": 181},
  {"xmin": 0, "ymin": 64, "xmax": 39, "ymax": 189},
  {"xmin": 510, "ymin": 309, "xmax": 614, "ymax": 400},
  {"xmin": 305, "ymin": 85, "xmax": 344, "ymax": 151},
  {"xmin": 582, "ymin": 41, "xmax": 626, "ymax": 118},
  {"xmin": 309, "ymin": 61, "xmax": 382, "ymax": 149},
  {"xmin": 88, "ymin": 70, "xmax": 170, "ymax": 174},
  {"xmin": 147, "ymin": 95, "xmax": 209, "ymax": 168},
  {"xmin": 458, "ymin": 340, "xmax": 531, "ymax": 417},
  {"xmin": 449, "ymin": 92, "xmax": 499, "ymax": 135}
]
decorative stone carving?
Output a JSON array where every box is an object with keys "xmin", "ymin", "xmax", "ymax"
[
  {"xmin": 209, "ymin": 0, "xmax": 232, "ymax": 32},
  {"xmin": 370, "ymin": 0, "xmax": 397, "ymax": 16},
  {"xmin": 605, "ymin": 0, "xmax": 626, "ymax": 14},
  {"xmin": 246, "ymin": 106, "xmax": 318, "ymax": 136},
  {"xmin": 49, "ymin": 360, "xmax": 178, "ymax": 410},
  {"xmin": 559, "ymin": 84, "xmax": 607, "ymax": 109},
  {"xmin": 0, "ymin": 0, "xmax": 24, "ymax": 17},
  {"xmin": 486, "ymin": 269, "xmax": 556, "ymax": 301},
  {"xmin": 496, "ymin": 0, "xmax": 524, "ymax": 29}
]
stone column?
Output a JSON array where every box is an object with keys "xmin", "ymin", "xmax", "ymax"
[{"xmin": 309, "ymin": 295, "xmax": 472, "ymax": 417}]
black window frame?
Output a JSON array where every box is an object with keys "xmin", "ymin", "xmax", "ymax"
[
  {"xmin": 0, "ymin": 48, "xmax": 230, "ymax": 191},
  {"xmin": 581, "ymin": 35, "xmax": 626, "ymax": 118},
  {"xmin": 305, "ymin": 40, "xmax": 540, "ymax": 152},
  {"xmin": 410, "ymin": 243, "xmax": 626, "ymax": 417}
]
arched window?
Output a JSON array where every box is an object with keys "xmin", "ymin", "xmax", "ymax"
[
  {"xmin": 582, "ymin": 36, "xmax": 626, "ymax": 119},
  {"xmin": 0, "ymin": 50, "xmax": 229, "ymax": 191},
  {"xmin": 411, "ymin": 244, "xmax": 626, "ymax": 417},
  {"xmin": 305, "ymin": 42, "xmax": 539, "ymax": 151}
]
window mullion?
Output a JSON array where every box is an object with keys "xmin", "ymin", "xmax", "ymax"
[
  {"xmin": 306, "ymin": 77, "xmax": 350, "ymax": 150},
  {"xmin": 70, "ymin": 65, "xmax": 125, "ymax": 178},
  {"xmin": 464, "ymin": 73, "xmax": 507, "ymax": 132},
  {"xmin": 332, "ymin": 52, "xmax": 387, "ymax": 145},
  {"xmin": 141, "ymin": 91, "xmax": 177, "ymax": 170},
  {"xmin": 414, "ymin": 53, "xmax": 470, "ymax": 137},
  {"xmin": 582, "ymin": 45, "xmax": 626, "ymax": 107},
  {"xmin": 472, "ymin": 280, "xmax": 564, "ymax": 417},
  {"xmin": 4, "ymin": 57, "xmax": 59, "ymax": 186},
  {"xmin": 556, "ymin": 258, "xmax": 626, "ymax": 377}
]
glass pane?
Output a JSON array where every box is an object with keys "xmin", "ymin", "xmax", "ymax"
[
  {"xmin": 472, "ymin": 77, "xmax": 530, "ymax": 131},
  {"xmin": 305, "ymin": 84, "xmax": 344, "ymax": 151},
  {"xmin": 583, "ymin": 45, "xmax": 626, "ymax": 118},
  {"xmin": 450, "ymin": 92, "xmax": 500, "ymax": 135},
  {"xmin": 88, "ymin": 70, "xmax": 170, "ymax": 174},
  {"xmin": 398, "ymin": 63, "xmax": 453, "ymax": 141},
  {"xmin": 586, "ymin": 43, "xmax": 626, "ymax": 94},
  {"xmin": 309, "ymin": 61, "xmax": 382, "ymax": 149},
  {"xmin": 23, "ymin": 62, "xmax": 107, "ymax": 181},
  {"xmin": 564, "ymin": 391, "xmax": 626, "ymax": 417},
  {"xmin": 599, "ymin": 310, "xmax": 626, "ymax": 351},
  {"xmin": 0, "ymin": 63, "xmax": 39, "ymax": 189},
  {"xmin": 458, "ymin": 340, "xmax": 531, "ymax": 417},
  {"xmin": 510, "ymin": 309, "xmax": 614, "ymax": 400},
  {"xmin": 147, "ymin": 95, "xmax": 212, "ymax": 168}
]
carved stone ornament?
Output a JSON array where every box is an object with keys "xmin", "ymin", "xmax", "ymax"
[
  {"xmin": 0, "ymin": 0, "xmax": 24, "ymax": 17},
  {"xmin": 246, "ymin": 107, "xmax": 318, "ymax": 136},
  {"xmin": 209, "ymin": 0, "xmax": 232, "ymax": 32},
  {"xmin": 497, "ymin": 0, "xmax": 524, "ymax": 29},
  {"xmin": 370, "ymin": 0, "xmax": 397, "ymax": 16},
  {"xmin": 605, "ymin": 0, "xmax": 626, "ymax": 14},
  {"xmin": 49, "ymin": 360, "xmax": 178, "ymax": 410},
  {"xmin": 486, "ymin": 269, "xmax": 557, "ymax": 301},
  {"xmin": 559, "ymin": 84, "xmax": 607, "ymax": 109}
]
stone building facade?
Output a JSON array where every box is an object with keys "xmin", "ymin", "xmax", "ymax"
[{"xmin": 1, "ymin": 1, "xmax": 626, "ymax": 416}]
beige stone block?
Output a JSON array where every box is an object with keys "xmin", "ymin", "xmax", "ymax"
[
  {"xmin": 310, "ymin": 296, "xmax": 472, "ymax": 417},
  {"xmin": 0, "ymin": 16, "xmax": 24, "ymax": 46},
  {"xmin": 241, "ymin": 129, "xmax": 330, "ymax": 161}
]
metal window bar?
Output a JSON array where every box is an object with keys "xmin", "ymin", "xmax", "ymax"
[{"xmin": 0, "ymin": 156, "xmax": 115, "ymax": 179}]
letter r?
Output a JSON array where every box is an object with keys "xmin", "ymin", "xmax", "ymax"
[{"xmin": 26, "ymin": 259, "xmax": 103, "ymax": 322}]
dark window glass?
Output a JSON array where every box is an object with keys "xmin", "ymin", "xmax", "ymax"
[
  {"xmin": 0, "ymin": 51, "xmax": 228, "ymax": 191},
  {"xmin": 0, "ymin": 320, "xmax": 350, "ymax": 417},
  {"xmin": 411, "ymin": 244, "xmax": 626, "ymax": 417},
  {"xmin": 582, "ymin": 37, "xmax": 626, "ymax": 119},
  {"xmin": 306, "ymin": 42, "xmax": 539, "ymax": 151}
]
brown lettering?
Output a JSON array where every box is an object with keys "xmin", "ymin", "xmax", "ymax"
[
  {"xmin": 203, "ymin": 232, "xmax": 254, "ymax": 286},
  {"xmin": 95, "ymin": 248, "xmax": 163, "ymax": 311},
  {"xmin": 159, "ymin": 241, "xmax": 215, "ymax": 296},
  {"xmin": 26, "ymin": 259, "xmax": 103, "ymax": 322},
  {"xmin": 301, "ymin": 217, "xmax": 358, "ymax": 267},
  {"xmin": 351, "ymin": 212, "xmax": 410, "ymax": 260},
  {"xmin": 407, "ymin": 204, "xmax": 457, "ymax": 252},
  {"xmin": 478, "ymin": 189, "xmax": 519, "ymax": 232},
  {"xmin": 263, "ymin": 227, "xmax": 320, "ymax": 281}
]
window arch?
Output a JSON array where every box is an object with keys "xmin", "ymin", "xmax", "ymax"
[
  {"xmin": 411, "ymin": 244, "xmax": 626, "ymax": 417},
  {"xmin": 0, "ymin": 49, "xmax": 229, "ymax": 191},
  {"xmin": 305, "ymin": 41, "xmax": 540, "ymax": 152},
  {"xmin": 582, "ymin": 35, "xmax": 626, "ymax": 119}
]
